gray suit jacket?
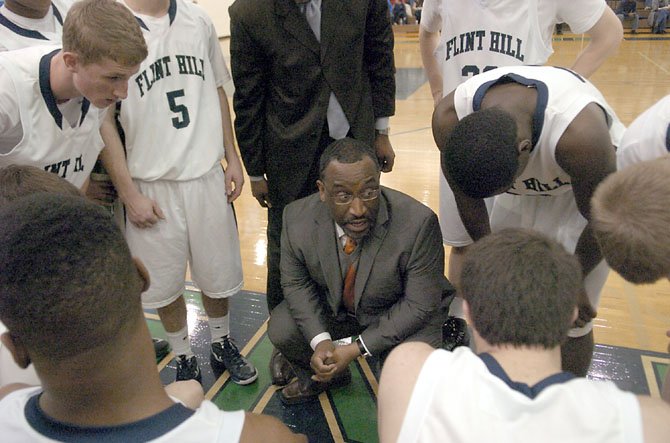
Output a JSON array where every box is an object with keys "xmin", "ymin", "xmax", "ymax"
[
  {"xmin": 229, "ymin": 0, "xmax": 395, "ymax": 206},
  {"xmin": 280, "ymin": 187, "xmax": 451, "ymax": 355}
]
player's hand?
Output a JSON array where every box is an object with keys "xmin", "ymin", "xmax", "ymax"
[
  {"xmin": 574, "ymin": 287, "xmax": 597, "ymax": 328},
  {"xmin": 223, "ymin": 158, "xmax": 245, "ymax": 203},
  {"xmin": 374, "ymin": 133, "xmax": 395, "ymax": 173},
  {"xmin": 86, "ymin": 176, "xmax": 117, "ymax": 207},
  {"xmin": 310, "ymin": 340, "xmax": 337, "ymax": 382},
  {"xmin": 251, "ymin": 178, "xmax": 272, "ymax": 208},
  {"xmin": 126, "ymin": 192, "xmax": 165, "ymax": 229}
]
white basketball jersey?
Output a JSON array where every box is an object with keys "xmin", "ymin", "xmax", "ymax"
[
  {"xmin": 398, "ymin": 348, "xmax": 644, "ymax": 443},
  {"xmin": 420, "ymin": 0, "xmax": 607, "ymax": 96},
  {"xmin": 119, "ymin": 0, "xmax": 231, "ymax": 181},
  {"xmin": 0, "ymin": 387, "xmax": 246, "ymax": 442},
  {"xmin": 0, "ymin": 0, "xmax": 72, "ymax": 51},
  {"xmin": 617, "ymin": 95, "xmax": 670, "ymax": 170},
  {"xmin": 0, "ymin": 46, "xmax": 105, "ymax": 188},
  {"xmin": 453, "ymin": 65, "xmax": 624, "ymax": 197}
]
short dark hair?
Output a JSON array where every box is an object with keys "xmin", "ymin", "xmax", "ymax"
[
  {"xmin": 441, "ymin": 108, "xmax": 519, "ymax": 199},
  {"xmin": 319, "ymin": 137, "xmax": 380, "ymax": 179},
  {"xmin": 0, "ymin": 194, "xmax": 143, "ymax": 360},
  {"xmin": 0, "ymin": 165, "xmax": 81, "ymax": 207},
  {"xmin": 460, "ymin": 229, "xmax": 581, "ymax": 348}
]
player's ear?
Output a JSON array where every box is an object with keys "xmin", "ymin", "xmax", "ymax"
[
  {"xmin": 1, "ymin": 332, "xmax": 31, "ymax": 369},
  {"xmin": 463, "ymin": 299, "xmax": 472, "ymax": 325},
  {"xmin": 517, "ymin": 139, "xmax": 532, "ymax": 154},
  {"xmin": 62, "ymin": 51, "xmax": 80, "ymax": 72},
  {"xmin": 133, "ymin": 257, "xmax": 151, "ymax": 293}
]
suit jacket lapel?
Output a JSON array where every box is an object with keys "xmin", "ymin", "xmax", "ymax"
[
  {"xmin": 314, "ymin": 202, "xmax": 343, "ymax": 313},
  {"xmin": 355, "ymin": 192, "xmax": 390, "ymax": 309},
  {"xmin": 275, "ymin": 0, "xmax": 320, "ymax": 56}
]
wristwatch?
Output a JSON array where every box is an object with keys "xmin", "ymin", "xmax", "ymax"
[
  {"xmin": 355, "ymin": 336, "xmax": 371, "ymax": 357},
  {"xmin": 375, "ymin": 127, "xmax": 390, "ymax": 136}
]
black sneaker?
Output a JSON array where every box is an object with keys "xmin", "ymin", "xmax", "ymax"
[
  {"xmin": 211, "ymin": 337, "xmax": 258, "ymax": 385},
  {"xmin": 153, "ymin": 338, "xmax": 170, "ymax": 361},
  {"xmin": 442, "ymin": 316, "xmax": 470, "ymax": 351},
  {"xmin": 176, "ymin": 354, "xmax": 201, "ymax": 383}
]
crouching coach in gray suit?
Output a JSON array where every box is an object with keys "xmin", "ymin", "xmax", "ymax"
[{"xmin": 268, "ymin": 138, "xmax": 452, "ymax": 405}]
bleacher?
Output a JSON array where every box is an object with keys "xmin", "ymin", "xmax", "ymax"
[
  {"xmin": 392, "ymin": 2, "xmax": 658, "ymax": 36},
  {"xmin": 607, "ymin": 0, "xmax": 654, "ymax": 33}
]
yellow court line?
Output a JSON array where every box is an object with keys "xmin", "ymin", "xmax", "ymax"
[
  {"xmin": 205, "ymin": 320, "xmax": 269, "ymax": 400},
  {"xmin": 319, "ymin": 392, "xmax": 346, "ymax": 443},
  {"xmin": 641, "ymin": 355, "xmax": 670, "ymax": 398},
  {"xmin": 252, "ymin": 386, "xmax": 280, "ymax": 414},
  {"xmin": 144, "ymin": 312, "xmax": 161, "ymax": 321},
  {"xmin": 358, "ymin": 356, "xmax": 379, "ymax": 397}
]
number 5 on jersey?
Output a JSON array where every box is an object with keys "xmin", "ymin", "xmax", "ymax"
[{"xmin": 167, "ymin": 89, "xmax": 190, "ymax": 129}]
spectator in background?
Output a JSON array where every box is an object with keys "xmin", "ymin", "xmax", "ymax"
[
  {"xmin": 393, "ymin": 0, "xmax": 407, "ymax": 25},
  {"xmin": 616, "ymin": 0, "xmax": 640, "ymax": 34}
]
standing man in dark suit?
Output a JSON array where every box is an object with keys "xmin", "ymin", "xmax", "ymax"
[
  {"xmin": 229, "ymin": 0, "xmax": 396, "ymax": 385},
  {"xmin": 267, "ymin": 138, "xmax": 450, "ymax": 404}
]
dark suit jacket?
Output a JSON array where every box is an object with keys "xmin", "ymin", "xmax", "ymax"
[
  {"xmin": 229, "ymin": 0, "xmax": 395, "ymax": 206},
  {"xmin": 280, "ymin": 187, "xmax": 451, "ymax": 355}
]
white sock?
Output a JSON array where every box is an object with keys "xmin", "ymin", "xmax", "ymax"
[
  {"xmin": 448, "ymin": 297, "xmax": 465, "ymax": 318},
  {"xmin": 166, "ymin": 326, "xmax": 193, "ymax": 357},
  {"xmin": 209, "ymin": 315, "xmax": 230, "ymax": 343}
]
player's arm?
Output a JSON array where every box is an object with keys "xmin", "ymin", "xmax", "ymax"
[
  {"xmin": 556, "ymin": 103, "xmax": 616, "ymax": 323},
  {"xmin": 378, "ymin": 342, "xmax": 433, "ymax": 443},
  {"xmin": 99, "ymin": 111, "xmax": 164, "ymax": 228},
  {"xmin": 636, "ymin": 396, "xmax": 670, "ymax": 442},
  {"xmin": 569, "ymin": 6, "xmax": 623, "ymax": 78},
  {"xmin": 418, "ymin": 0, "xmax": 443, "ymax": 106},
  {"xmin": 218, "ymin": 86, "xmax": 244, "ymax": 203},
  {"xmin": 432, "ymin": 93, "xmax": 491, "ymax": 241},
  {"xmin": 240, "ymin": 412, "xmax": 307, "ymax": 443}
]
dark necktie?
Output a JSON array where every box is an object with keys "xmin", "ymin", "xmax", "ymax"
[{"xmin": 342, "ymin": 236, "xmax": 357, "ymax": 313}]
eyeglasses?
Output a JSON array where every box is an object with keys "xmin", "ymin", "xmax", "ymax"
[{"xmin": 330, "ymin": 187, "xmax": 380, "ymax": 205}]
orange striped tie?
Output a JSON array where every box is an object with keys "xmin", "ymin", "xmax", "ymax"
[{"xmin": 342, "ymin": 236, "xmax": 357, "ymax": 313}]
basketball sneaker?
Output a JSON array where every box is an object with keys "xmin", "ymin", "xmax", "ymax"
[
  {"xmin": 176, "ymin": 354, "xmax": 201, "ymax": 384},
  {"xmin": 442, "ymin": 316, "xmax": 470, "ymax": 351},
  {"xmin": 211, "ymin": 337, "xmax": 258, "ymax": 385}
]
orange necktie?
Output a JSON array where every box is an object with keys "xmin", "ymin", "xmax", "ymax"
[{"xmin": 342, "ymin": 236, "xmax": 357, "ymax": 313}]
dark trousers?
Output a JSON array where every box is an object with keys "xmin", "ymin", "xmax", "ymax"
[{"xmin": 266, "ymin": 126, "xmax": 335, "ymax": 311}]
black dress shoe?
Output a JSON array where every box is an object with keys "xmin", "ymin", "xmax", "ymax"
[
  {"xmin": 269, "ymin": 348, "xmax": 295, "ymax": 387},
  {"xmin": 153, "ymin": 338, "xmax": 170, "ymax": 360},
  {"xmin": 279, "ymin": 368, "xmax": 352, "ymax": 405},
  {"xmin": 442, "ymin": 316, "xmax": 470, "ymax": 351}
]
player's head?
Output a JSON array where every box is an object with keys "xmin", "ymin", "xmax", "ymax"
[
  {"xmin": 3, "ymin": 0, "xmax": 53, "ymax": 18},
  {"xmin": 441, "ymin": 107, "xmax": 530, "ymax": 199},
  {"xmin": 592, "ymin": 156, "xmax": 670, "ymax": 284},
  {"xmin": 460, "ymin": 229, "xmax": 581, "ymax": 349},
  {"xmin": 0, "ymin": 194, "xmax": 147, "ymax": 365},
  {"xmin": 318, "ymin": 138, "xmax": 381, "ymax": 241},
  {"xmin": 0, "ymin": 165, "xmax": 81, "ymax": 206},
  {"xmin": 62, "ymin": 0, "xmax": 147, "ymax": 108}
]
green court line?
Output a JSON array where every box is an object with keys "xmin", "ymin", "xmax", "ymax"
[
  {"xmin": 146, "ymin": 318, "xmax": 168, "ymax": 340},
  {"xmin": 329, "ymin": 363, "xmax": 379, "ymax": 443},
  {"xmin": 653, "ymin": 361, "xmax": 668, "ymax": 391},
  {"xmin": 211, "ymin": 333, "xmax": 275, "ymax": 411}
]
